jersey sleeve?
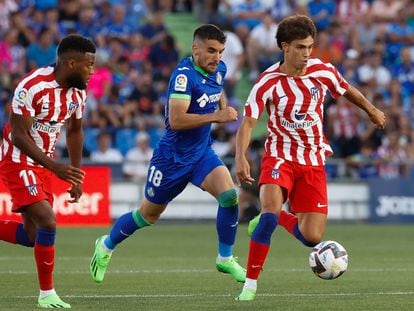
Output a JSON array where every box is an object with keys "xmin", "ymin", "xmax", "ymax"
[
  {"xmin": 324, "ymin": 63, "xmax": 350, "ymax": 98},
  {"xmin": 169, "ymin": 70, "xmax": 193, "ymax": 101},
  {"xmin": 243, "ymin": 76, "xmax": 271, "ymax": 119},
  {"xmin": 75, "ymin": 90, "xmax": 87, "ymax": 119},
  {"xmin": 11, "ymin": 85, "xmax": 35, "ymax": 117}
]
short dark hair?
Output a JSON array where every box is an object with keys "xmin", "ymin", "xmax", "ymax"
[
  {"xmin": 276, "ymin": 15, "xmax": 317, "ymax": 49},
  {"xmin": 57, "ymin": 34, "xmax": 96, "ymax": 56},
  {"xmin": 193, "ymin": 24, "xmax": 226, "ymax": 44}
]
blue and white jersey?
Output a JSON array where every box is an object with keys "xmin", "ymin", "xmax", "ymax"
[{"xmin": 157, "ymin": 56, "xmax": 226, "ymax": 164}]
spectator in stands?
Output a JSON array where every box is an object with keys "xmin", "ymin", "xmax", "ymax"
[
  {"xmin": 326, "ymin": 96, "xmax": 362, "ymax": 158},
  {"xmin": 311, "ymin": 29, "xmax": 343, "ymax": 66},
  {"xmin": 307, "ymin": 0, "xmax": 336, "ymax": 31},
  {"xmin": 90, "ymin": 131, "xmax": 123, "ymax": 163},
  {"xmin": 349, "ymin": 10, "xmax": 381, "ymax": 55},
  {"xmin": 246, "ymin": 9, "xmax": 280, "ymax": 82},
  {"xmin": 76, "ymin": 3, "xmax": 99, "ymax": 39},
  {"xmin": 98, "ymin": 4, "xmax": 134, "ymax": 43},
  {"xmin": 231, "ymin": 0, "xmax": 266, "ymax": 44},
  {"xmin": 139, "ymin": 9, "xmax": 167, "ymax": 47},
  {"xmin": 125, "ymin": 32, "xmax": 150, "ymax": 71},
  {"xmin": 221, "ymin": 22, "xmax": 244, "ymax": 99},
  {"xmin": 377, "ymin": 130, "xmax": 409, "ymax": 178},
  {"xmin": 346, "ymin": 140, "xmax": 380, "ymax": 179},
  {"xmin": 122, "ymin": 131, "xmax": 154, "ymax": 181},
  {"xmin": 0, "ymin": 29, "xmax": 26, "ymax": 76},
  {"xmin": 335, "ymin": 0, "xmax": 370, "ymax": 31},
  {"xmin": 0, "ymin": 0, "xmax": 18, "ymax": 35},
  {"xmin": 124, "ymin": 71, "xmax": 162, "ymax": 128},
  {"xmin": 9, "ymin": 11, "xmax": 36, "ymax": 47},
  {"xmin": 385, "ymin": 8, "xmax": 414, "ymax": 66},
  {"xmin": 357, "ymin": 50, "xmax": 391, "ymax": 93},
  {"xmin": 26, "ymin": 27, "xmax": 57, "ymax": 70},
  {"xmin": 148, "ymin": 33, "xmax": 179, "ymax": 83},
  {"xmin": 371, "ymin": 0, "xmax": 403, "ymax": 32}
]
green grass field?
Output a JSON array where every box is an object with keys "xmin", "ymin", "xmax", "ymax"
[{"xmin": 1, "ymin": 223, "xmax": 413, "ymax": 310}]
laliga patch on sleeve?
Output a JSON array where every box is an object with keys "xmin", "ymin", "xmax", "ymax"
[{"xmin": 174, "ymin": 74, "xmax": 188, "ymax": 92}]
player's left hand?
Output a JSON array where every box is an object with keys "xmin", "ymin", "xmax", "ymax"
[
  {"xmin": 368, "ymin": 107, "xmax": 386, "ymax": 129},
  {"xmin": 67, "ymin": 183, "xmax": 83, "ymax": 203}
]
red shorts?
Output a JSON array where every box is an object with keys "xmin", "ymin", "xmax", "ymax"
[
  {"xmin": 0, "ymin": 164, "xmax": 54, "ymax": 212},
  {"xmin": 259, "ymin": 155, "xmax": 328, "ymax": 214}
]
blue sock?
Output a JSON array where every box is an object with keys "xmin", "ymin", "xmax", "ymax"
[
  {"xmin": 35, "ymin": 228, "xmax": 56, "ymax": 246},
  {"xmin": 216, "ymin": 206, "xmax": 238, "ymax": 257},
  {"xmin": 251, "ymin": 213, "xmax": 278, "ymax": 245},
  {"xmin": 216, "ymin": 189, "xmax": 239, "ymax": 258},
  {"xmin": 293, "ymin": 224, "xmax": 318, "ymax": 247},
  {"xmin": 104, "ymin": 209, "xmax": 150, "ymax": 250},
  {"xmin": 16, "ymin": 224, "xmax": 34, "ymax": 247}
]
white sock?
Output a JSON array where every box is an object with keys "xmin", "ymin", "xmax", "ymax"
[
  {"xmin": 244, "ymin": 278, "xmax": 257, "ymax": 291},
  {"xmin": 217, "ymin": 254, "xmax": 232, "ymax": 262},
  {"xmin": 101, "ymin": 239, "xmax": 114, "ymax": 253},
  {"xmin": 39, "ymin": 289, "xmax": 56, "ymax": 299}
]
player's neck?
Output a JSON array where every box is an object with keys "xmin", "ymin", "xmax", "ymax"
[{"xmin": 279, "ymin": 62, "xmax": 307, "ymax": 77}]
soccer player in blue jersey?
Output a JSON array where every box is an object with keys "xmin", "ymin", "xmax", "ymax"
[{"xmin": 90, "ymin": 24, "xmax": 246, "ymax": 284}]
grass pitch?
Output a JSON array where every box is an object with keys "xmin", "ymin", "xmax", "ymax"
[{"xmin": 0, "ymin": 223, "xmax": 413, "ymax": 310}]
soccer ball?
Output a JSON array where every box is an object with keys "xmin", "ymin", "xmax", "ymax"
[{"xmin": 308, "ymin": 240, "xmax": 348, "ymax": 280}]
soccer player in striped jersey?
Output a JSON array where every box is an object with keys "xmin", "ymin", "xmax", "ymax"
[
  {"xmin": 235, "ymin": 15, "xmax": 386, "ymax": 301},
  {"xmin": 0, "ymin": 35, "xmax": 96, "ymax": 308},
  {"xmin": 90, "ymin": 24, "xmax": 246, "ymax": 285}
]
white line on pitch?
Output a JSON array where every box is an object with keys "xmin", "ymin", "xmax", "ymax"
[{"xmin": 2, "ymin": 291, "xmax": 414, "ymax": 299}]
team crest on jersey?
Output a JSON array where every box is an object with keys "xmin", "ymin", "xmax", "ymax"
[
  {"xmin": 174, "ymin": 74, "xmax": 187, "ymax": 92},
  {"xmin": 271, "ymin": 168, "xmax": 280, "ymax": 179},
  {"xmin": 27, "ymin": 184, "xmax": 38, "ymax": 196},
  {"xmin": 216, "ymin": 72, "xmax": 222, "ymax": 85},
  {"xmin": 147, "ymin": 187, "xmax": 154, "ymax": 197},
  {"xmin": 68, "ymin": 101, "xmax": 78, "ymax": 114},
  {"xmin": 310, "ymin": 87, "xmax": 321, "ymax": 101}
]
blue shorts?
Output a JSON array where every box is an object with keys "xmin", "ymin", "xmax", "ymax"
[{"xmin": 144, "ymin": 147, "xmax": 224, "ymax": 204}]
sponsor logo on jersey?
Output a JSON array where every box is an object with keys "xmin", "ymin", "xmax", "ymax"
[
  {"xmin": 196, "ymin": 92, "xmax": 221, "ymax": 108},
  {"xmin": 15, "ymin": 89, "xmax": 28, "ymax": 105},
  {"xmin": 216, "ymin": 72, "xmax": 222, "ymax": 85},
  {"xmin": 281, "ymin": 109, "xmax": 317, "ymax": 129},
  {"xmin": 177, "ymin": 66, "xmax": 190, "ymax": 71},
  {"xmin": 32, "ymin": 121, "xmax": 59, "ymax": 134},
  {"xmin": 174, "ymin": 74, "xmax": 187, "ymax": 92}
]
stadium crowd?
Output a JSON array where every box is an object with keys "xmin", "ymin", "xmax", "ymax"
[{"xmin": 0, "ymin": 0, "xmax": 413, "ymax": 185}]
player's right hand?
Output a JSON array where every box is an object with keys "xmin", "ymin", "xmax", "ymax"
[
  {"xmin": 216, "ymin": 107, "xmax": 238, "ymax": 123},
  {"xmin": 52, "ymin": 163, "xmax": 85, "ymax": 185},
  {"xmin": 236, "ymin": 156, "xmax": 255, "ymax": 186}
]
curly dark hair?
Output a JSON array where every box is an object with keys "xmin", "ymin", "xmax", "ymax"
[{"xmin": 276, "ymin": 15, "xmax": 317, "ymax": 49}]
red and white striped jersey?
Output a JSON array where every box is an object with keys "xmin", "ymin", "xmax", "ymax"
[
  {"xmin": 0, "ymin": 66, "xmax": 86, "ymax": 167},
  {"xmin": 245, "ymin": 58, "xmax": 349, "ymax": 166}
]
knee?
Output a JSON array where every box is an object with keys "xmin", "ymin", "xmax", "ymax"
[
  {"xmin": 302, "ymin": 230, "xmax": 324, "ymax": 246},
  {"xmin": 217, "ymin": 189, "xmax": 238, "ymax": 208}
]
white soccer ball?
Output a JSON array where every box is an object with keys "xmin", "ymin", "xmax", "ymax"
[{"xmin": 308, "ymin": 240, "xmax": 348, "ymax": 280}]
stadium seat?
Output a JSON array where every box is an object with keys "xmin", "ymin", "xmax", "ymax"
[
  {"xmin": 84, "ymin": 128, "xmax": 101, "ymax": 153},
  {"xmin": 115, "ymin": 128, "xmax": 138, "ymax": 155}
]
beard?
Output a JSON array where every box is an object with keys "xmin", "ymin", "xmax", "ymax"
[{"xmin": 66, "ymin": 72, "xmax": 87, "ymax": 90}]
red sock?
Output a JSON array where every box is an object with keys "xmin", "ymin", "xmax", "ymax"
[
  {"xmin": 246, "ymin": 240, "xmax": 270, "ymax": 280},
  {"xmin": 278, "ymin": 210, "xmax": 298, "ymax": 235},
  {"xmin": 0, "ymin": 220, "xmax": 20, "ymax": 244},
  {"xmin": 34, "ymin": 244, "xmax": 55, "ymax": 290}
]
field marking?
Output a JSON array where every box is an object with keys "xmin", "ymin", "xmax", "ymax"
[
  {"xmin": 2, "ymin": 291, "xmax": 414, "ymax": 299},
  {"xmin": 1, "ymin": 268, "xmax": 414, "ymax": 274}
]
